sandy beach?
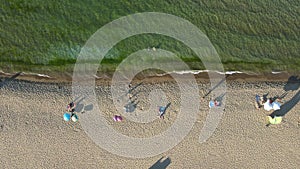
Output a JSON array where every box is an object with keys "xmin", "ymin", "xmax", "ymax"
[{"xmin": 0, "ymin": 74, "xmax": 299, "ymax": 168}]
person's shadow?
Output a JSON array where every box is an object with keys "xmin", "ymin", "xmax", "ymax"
[
  {"xmin": 209, "ymin": 93, "xmax": 226, "ymax": 107},
  {"xmin": 284, "ymin": 76, "xmax": 300, "ymax": 91},
  {"xmin": 149, "ymin": 157, "xmax": 171, "ymax": 169},
  {"xmin": 124, "ymin": 99, "xmax": 139, "ymax": 113},
  {"xmin": 269, "ymin": 76, "xmax": 300, "ymax": 118},
  {"xmin": 214, "ymin": 93, "xmax": 226, "ymax": 103},
  {"xmin": 71, "ymin": 96, "xmax": 94, "ymax": 113},
  {"xmin": 270, "ymin": 90, "xmax": 300, "ymax": 118},
  {"xmin": 0, "ymin": 72, "xmax": 22, "ymax": 88}
]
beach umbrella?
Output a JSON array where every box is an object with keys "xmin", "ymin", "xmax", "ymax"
[
  {"xmin": 71, "ymin": 114, "xmax": 78, "ymax": 122},
  {"xmin": 267, "ymin": 116, "xmax": 282, "ymax": 125},
  {"xmin": 63, "ymin": 113, "xmax": 71, "ymax": 121}
]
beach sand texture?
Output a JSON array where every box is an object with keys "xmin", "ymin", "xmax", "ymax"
[{"xmin": 0, "ymin": 77, "xmax": 299, "ymax": 168}]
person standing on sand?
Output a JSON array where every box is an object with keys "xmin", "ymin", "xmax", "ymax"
[
  {"xmin": 67, "ymin": 102, "xmax": 76, "ymax": 112},
  {"xmin": 63, "ymin": 102, "xmax": 78, "ymax": 122},
  {"xmin": 158, "ymin": 106, "xmax": 165, "ymax": 119},
  {"xmin": 158, "ymin": 103, "xmax": 171, "ymax": 119}
]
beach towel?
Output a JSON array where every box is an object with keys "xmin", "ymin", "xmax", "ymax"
[{"xmin": 267, "ymin": 116, "xmax": 282, "ymax": 124}]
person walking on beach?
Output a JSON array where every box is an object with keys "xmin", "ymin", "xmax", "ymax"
[
  {"xmin": 158, "ymin": 103, "xmax": 171, "ymax": 119},
  {"xmin": 158, "ymin": 106, "xmax": 165, "ymax": 119}
]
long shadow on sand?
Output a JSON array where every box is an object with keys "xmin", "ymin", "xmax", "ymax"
[
  {"xmin": 202, "ymin": 74, "xmax": 229, "ymax": 99},
  {"xmin": 71, "ymin": 96, "xmax": 94, "ymax": 113},
  {"xmin": 214, "ymin": 93, "xmax": 226, "ymax": 103},
  {"xmin": 269, "ymin": 90, "xmax": 300, "ymax": 118},
  {"xmin": 0, "ymin": 72, "xmax": 22, "ymax": 88},
  {"xmin": 269, "ymin": 76, "xmax": 300, "ymax": 118},
  {"xmin": 149, "ymin": 157, "xmax": 171, "ymax": 169},
  {"xmin": 129, "ymin": 82, "xmax": 143, "ymax": 94},
  {"xmin": 124, "ymin": 98, "xmax": 139, "ymax": 113},
  {"xmin": 284, "ymin": 76, "xmax": 300, "ymax": 91}
]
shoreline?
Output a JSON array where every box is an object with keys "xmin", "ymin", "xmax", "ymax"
[{"xmin": 0, "ymin": 70, "xmax": 297, "ymax": 85}]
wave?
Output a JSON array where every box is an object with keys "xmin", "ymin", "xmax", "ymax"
[
  {"xmin": 0, "ymin": 69, "xmax": 287, "ymax": 81},
  {"xmin": 156, "ymin": 70, "xmax": 249, "ymax": 76},
  {"xmin": 0, "ymin": 71, "xmax": 52, "ymax": 79}
]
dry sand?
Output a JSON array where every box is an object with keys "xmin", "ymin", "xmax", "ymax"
[{"xmin": 0, "ymin": 75, "xmax": 299, "ymax": 168}]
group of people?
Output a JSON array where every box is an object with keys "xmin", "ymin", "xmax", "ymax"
[
  {"xmin": 207, "ymin": 92, "xmax": 284, "ymax": 126},
  {"xmin": 63, "ymin": 102, "xmax": 78, "ymax": 122},
  {"xmin": 115, "ymin": 83, "xmax": 137, "ymax": 122},
  {"xmin": 255, "ymin": 94, "xmax": 282, "ymax": 111},
  {"xmin": 115, "ymin": 83, "xmax": 169, "ymax": 122},
  {"xmin": 255, "ymin": 94, "xmax": 284, "ymax": 125}
]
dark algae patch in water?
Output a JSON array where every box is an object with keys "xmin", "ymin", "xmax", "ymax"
[{"xmin": 0, "ymin": 0, "xmax": 299, "ymax": 75}]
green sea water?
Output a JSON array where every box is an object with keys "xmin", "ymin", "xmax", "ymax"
[{"xmin": 0, "ymin": 0, "xmax": 299, "ymax": 76}]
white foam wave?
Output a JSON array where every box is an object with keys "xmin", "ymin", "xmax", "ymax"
[
  {"xmin": 36, "ymin": 74, "xmax": 51, "ymax": 78},
  {"xmin": 155, "ymin": 70, "xmax": 245, "ymax": 76},
  {"xmin": 271, "ymin": 71, "xmax": 283, "ymax": 74}
]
